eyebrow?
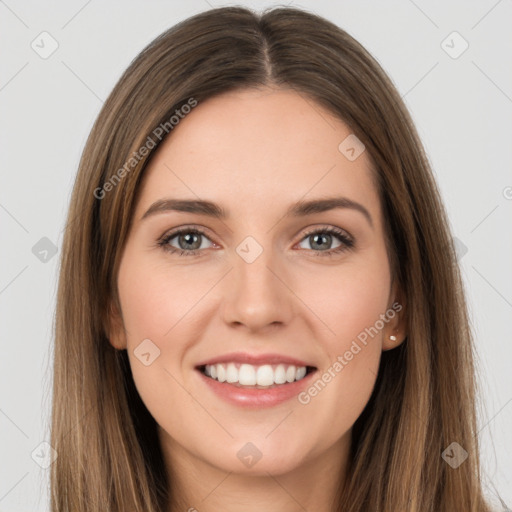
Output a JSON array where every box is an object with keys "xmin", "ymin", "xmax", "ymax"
[{"xmin": 141, "ymin": 196, "xmax": 373, "ymax": 227}]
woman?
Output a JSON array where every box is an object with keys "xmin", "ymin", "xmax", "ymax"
[{"xmin": 50, "ymin": 5, "xmax": 495, "ymax": 511}]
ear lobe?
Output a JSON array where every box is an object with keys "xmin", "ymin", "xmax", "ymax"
[
  {"xmin": 382, "ymin": 287, "xmax": 407, "ymax": 351},
  {"xmin": 106, "ymin": 301, "xmax": 127, "ymax": 350}
]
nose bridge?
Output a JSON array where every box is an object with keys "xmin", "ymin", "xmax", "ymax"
[{"xmin": 222, "ymin": 234, "xmax": 294, "ymax": 329}]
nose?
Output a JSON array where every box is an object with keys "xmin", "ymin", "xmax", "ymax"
[{"xmin": 220, "ymin": 242, "xmax": 295, "ymax": 333}]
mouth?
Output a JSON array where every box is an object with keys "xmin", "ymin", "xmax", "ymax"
[
  {"xmin": 194, "ymin": 352, "xmax": 319, "ymax": 407},
  {"xmin": 197, "ymin": 362, "xmax": 317, "ymax": 389}
]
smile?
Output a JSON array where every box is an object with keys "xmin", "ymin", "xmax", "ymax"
[{"xmin": 195, "ymin": 353, "xmax": 318, "ymax": 407}]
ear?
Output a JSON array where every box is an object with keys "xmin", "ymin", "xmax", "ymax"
[
  {"xmin": 382, "ymin": 281, "xmax": 407, "ymax": 351},
  {"xmin": 106, "ymin": 300, "xmax": 127, "ymax": 350}
]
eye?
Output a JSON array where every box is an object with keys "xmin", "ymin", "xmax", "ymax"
[
  {"xmin": 157, "ymin": 227, "xmax": 214, "ymax": 256},
  {"xmin": 157, "ymin": 225, "xmax": 354, "ymax": 257},
  {"xmin": 296, "ymin": 227, "xmax": 354, "ymax": 256}
]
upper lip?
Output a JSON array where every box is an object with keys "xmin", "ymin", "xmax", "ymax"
[{"xmin": 195, "ymin": 352, "xmax": 315, "ymax": 368}]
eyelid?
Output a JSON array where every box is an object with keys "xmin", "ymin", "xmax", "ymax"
[{"xmin": 298, "ymin": 224, "xmax": 353, "ymax": 243}]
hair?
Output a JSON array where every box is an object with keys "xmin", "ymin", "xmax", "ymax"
[{"xmin": 49, "ymin": 5, "xmax": 495, "ymax": 511}]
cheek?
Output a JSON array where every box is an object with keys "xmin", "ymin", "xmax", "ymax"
[
  {"xmin": 116, "ymin": 253, "xmax": 205, "ymax": 400},
  {"xmin": 117, "ymin": 254, "xmax": 210, "ymax": 343},
  {"xmin": 297, "ymin": 252, "xmax": 391, "ymax": 350},
  {"xmin": 117, "ymin": 255, "xmax": 209, "ymax": 435},
  {"xmin": 295, "ymin": 252, "xmax": 390, "ymax": 414}
]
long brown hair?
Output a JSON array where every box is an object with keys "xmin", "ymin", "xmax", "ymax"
[{"xmin": 50, "ymin": 6, "xmax": 494, "ymax": 511}]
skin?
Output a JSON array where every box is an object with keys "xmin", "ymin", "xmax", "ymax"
[{"xmin": 108, "ymin": 87, "xmax": 406, "ymax": 512}]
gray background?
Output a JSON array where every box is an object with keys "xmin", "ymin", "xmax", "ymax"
[{"xmin": 1, "ymin": 0, "xmax": 511, "ymax": 510}]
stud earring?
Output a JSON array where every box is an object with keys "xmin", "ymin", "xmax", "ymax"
[{"xmin": 389, "ymin": 335, "xmax": 397, "ymax": 342}]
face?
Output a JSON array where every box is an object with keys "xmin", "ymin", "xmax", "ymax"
[{"xmin": 109, "ymin": 88, "xmax": 405, "ymax": 479}]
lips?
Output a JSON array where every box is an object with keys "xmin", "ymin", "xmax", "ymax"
[
  {"xmin": 195, "ymin": 352, "xmax": 317, "ymax": 407},
  {"xmin": 196, "ymin": 352, "xmax": 313, "ymax": 368}
]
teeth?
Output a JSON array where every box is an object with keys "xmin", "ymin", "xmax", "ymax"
[
  {"xmin": 202, "ymin": 363, "xmax": 309, "ymax": 387},
  {"xmin": 296, "ymin": 366, "xmax": 307, "ymax": 380},
  {"xmin": 226, "ymin": 362, "xmax": 238, "ymax": 383},
  {"xmin": 217, "ymin": 364, "xmax": 226, "ymax": 383},
  {"xmin": 274, "ymin": 364, "xmax": 286, "ymax": 384},
  {"xmin": 256, "ymin": 365, "xmax": 274, "ymax": 386},
  {"xmin": 239, "ymin": 364, "xmax": 256, "ymax": 385}
]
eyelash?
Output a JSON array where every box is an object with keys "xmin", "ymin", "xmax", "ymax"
[{"xmin": 157, "ymin": 226, "xmax": 355, "ymax": 258}]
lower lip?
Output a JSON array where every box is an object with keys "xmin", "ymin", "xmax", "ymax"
[{"xmin": 196, "ymin": 369, "xmax": 317, "ymax": 408}]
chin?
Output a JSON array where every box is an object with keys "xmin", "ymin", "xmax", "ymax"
[{"xmin": 202, "ymin": 438, "xmax": 311, "ymax": 477}]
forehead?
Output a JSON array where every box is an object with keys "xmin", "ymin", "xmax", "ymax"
[{"xmin": 135, "ymin": 88, "xmax": 380, "ymax": 221}]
